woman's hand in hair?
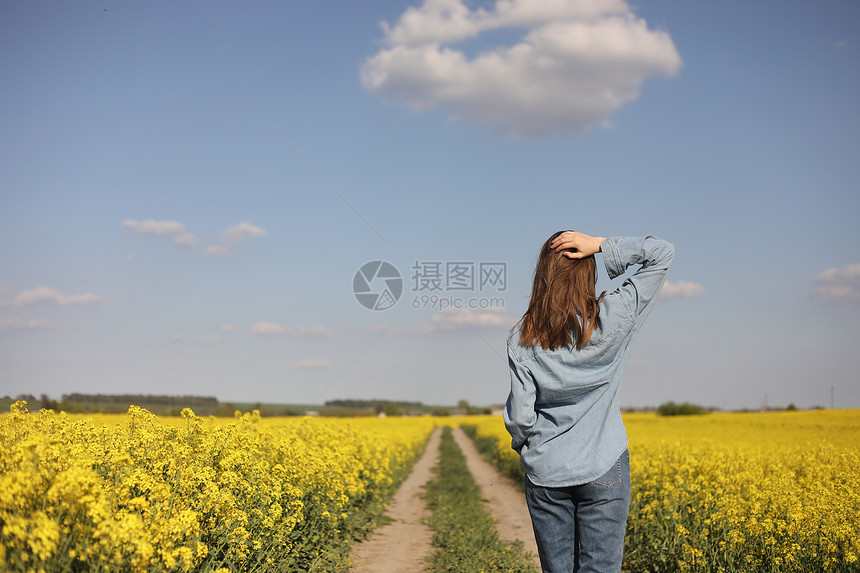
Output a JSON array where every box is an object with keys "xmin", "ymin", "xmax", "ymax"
[{"xmin": 550, "ymin": 232, "xmax": 606, "ymax": 260}]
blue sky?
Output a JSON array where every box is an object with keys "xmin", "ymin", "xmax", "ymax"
[{"xmin": 2, "ymin": 0, "xmax": 858, "ymax": 410}]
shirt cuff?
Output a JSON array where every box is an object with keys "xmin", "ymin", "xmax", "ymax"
[{"xmin": 601, "ymin": 237, "xmax": 625, "ymax": 280}]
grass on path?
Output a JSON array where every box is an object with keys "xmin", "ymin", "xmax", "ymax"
[
  {"xmin": 422, "ymin": 427, "xmax": 537, "ymax": 573},
  {"xmin": 461, "ymin": 424, "xmax": 525, "ymax": 487}
]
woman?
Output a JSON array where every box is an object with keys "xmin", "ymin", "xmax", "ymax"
[{"xmin": 505, "ymin": 231, "xmax": 674, "ymax": 573}]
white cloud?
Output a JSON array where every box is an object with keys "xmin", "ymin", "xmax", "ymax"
[
  {"xmin": 390, "ymin": 307, "xmax": 515, "ymax": 335},
  {"xmin": 220, "ymin": 324, "xmax": 237, "ymax": 333},
  {"xmin": 221, "ymin": 222, "xmax": 266, "ymax": 243},
  {"xmin": 362, "ymin": 0, "xmax": 681, "ymax": 138},
  {"xmin": 0, "ymin": 281, "xmax": 12, "ymax": 296},
  {"xmin": 291, "ymin": 358, "xmax": 331, "ymax": 369},
  {"xmin": 196, "ymin": 334, "xmax": 221, "ymax": 343},
  {"xmin": 251, "ymin": 322, "xmax": 335, "ymax": 338},
  {"xmin": 251, "ymin": 321, "xmax": 285, "ymax": 336},
  {"xmin": 814, "ymin": 263, "xmax": 860, "ymax": 303},
  {"xmin": 0, "ymin": 317, "xmax": 75, "ymax": 334},
  {"xmin": 429, "ymin": 307, "xmax": 513, "ymax": 329},
  {"xmin": 14, "ymin": 286, "xmax": 104, "ymax": 307},
  {"xmin": 122, "ymin": 219, "xmax": 195, "ymax": 247},
  {"xmin": 660, "ymin": 280, "xmax": 705, "ymax": 300},
  {"xmin": 205, "ymin": 245, "xmax": 235, "ymax": 257},
  {"xmin": 284, "ymin": 325, "xmax": 335, "ymax": 338},
  {"xmin": 174, "ymin": 233, "xmax": 195, "ymax": 247},
  {"xmin": 122, "ymin": 218, "xmax": 184, "ymax": 236}
]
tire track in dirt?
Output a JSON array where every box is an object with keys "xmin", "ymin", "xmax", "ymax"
[
  {"xmin": 451, "ymin": 427, "xmax": 541, "ymax": 570},
  {"xmin": 349, "ymin": 425, "xmax": 540, "ymax": 572},
  {"xmin": 349, "ymin": 427, "xmax": 441, "ymax": 572}
]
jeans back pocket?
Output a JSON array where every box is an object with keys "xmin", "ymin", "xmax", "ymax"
[{"xmin": 590, "ymin": 450, "xmax": 628, "ymax": 489}]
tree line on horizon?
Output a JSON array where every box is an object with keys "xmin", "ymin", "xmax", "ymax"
[
  {"xmin": 4, "ymin": 394, "xmax": 813, "ymax": 417},
  {"xmin": 3, "ymin": 394, "xmax": 493, "ymax": 418}
]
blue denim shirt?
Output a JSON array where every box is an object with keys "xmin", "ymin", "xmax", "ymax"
[{"xmin": 504, "ymin": 236, "xmax": 674, "ymax": 487}]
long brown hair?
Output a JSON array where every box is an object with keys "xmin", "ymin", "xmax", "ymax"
[{"xmin": 518, "ymin": 231, "xmax": 603, "ymax": 350}]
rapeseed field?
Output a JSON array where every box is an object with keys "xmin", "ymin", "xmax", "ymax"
[
  {"xmin": 469, "ymin": 410, "xmax": 860, "ymax": 572},
  {"xmin": 4, "ymin": 404, "xmax": 858, "ymax": 572},
  {"xmin": 0, "ymin": 402, "xmax": 434, "ymax": 572}
]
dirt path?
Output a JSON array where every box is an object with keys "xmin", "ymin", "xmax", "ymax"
[
  {"xmin": 349, "ymin": 427, "xmax": 441, "ymax": 572},
  {"xmin": 349, "ymin": 425, "xmax": 540, "ymax": 572},
  {"xmin": 451, "ymin": 427, "xmax": 541, "ymax": 570}
]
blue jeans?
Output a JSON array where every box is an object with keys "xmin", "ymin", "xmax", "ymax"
[{"xmin": 524, "ymin": 450, "xmax": 631, "ymax": 573}]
